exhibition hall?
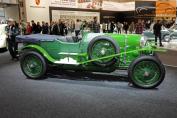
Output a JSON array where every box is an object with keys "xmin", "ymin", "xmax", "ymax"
[{"xmin": 0, "ymin": 0, "xmax": 177, "ymax": 118}]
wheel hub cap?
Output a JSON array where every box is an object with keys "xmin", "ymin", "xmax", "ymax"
[
  {"xmin": 91, "ymin": 40, "xmax": 116, "ymax": 64},
  {"xmin": 144, "ymin": 71, "xmax": 150, "ymax": 77},
  {"xmin": 132, "ymin": 61, "xmax": 161, "ymax": 87},
  {"xmin": 101, "ymin": 48, "xmax": 106, "ymax": 55}
]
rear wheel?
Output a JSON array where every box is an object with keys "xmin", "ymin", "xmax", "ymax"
[
  {"xmin": 20, "ymin": 51, "xmax": 47, "ymax": 79},
  {"xmin": 128, "ymin": 56, "xmax": 165, "ymax": 89}
]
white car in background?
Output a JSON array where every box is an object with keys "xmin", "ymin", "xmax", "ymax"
[{"xmin": 0, "ymin": 24, "xmax": 8, "ymax": 51}]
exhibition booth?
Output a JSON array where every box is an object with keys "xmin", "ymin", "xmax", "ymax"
[{"xmin": 25, "ymin": 0, "xmax": 135, "ymax": 23}]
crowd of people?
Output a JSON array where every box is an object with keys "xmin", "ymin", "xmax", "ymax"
[
  {"xmin": 20, "ymin": 17, "xmax": 101, "ymax": 37},
  {"xmin": 102, "ymin": 19, "xmax": 175, "ymax": 35},
  {"xmin": 4, "ymin": 17, "xmax": 176, "ymax": 60},
  {"xmin": 7, "ymin": 17, "xmax": 176, "ymax": 37}
]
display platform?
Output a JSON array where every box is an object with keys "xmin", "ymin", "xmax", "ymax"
[
  {"xmin": 0, "ymin": 51, "xmax": 177, "ymax": 118},
  {"xmin": 155, "ymin": 39, "xmax": 177, "ymax": 67},
  {"xmin": 162, "ymin": 40, "xmax": 177, "ymax": 51}
]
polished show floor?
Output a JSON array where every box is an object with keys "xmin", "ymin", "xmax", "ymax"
[{"xmin": 0, "ymin": 52, "xmax": 177, "ymax": 118}]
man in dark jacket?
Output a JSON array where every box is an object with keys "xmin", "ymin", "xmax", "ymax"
[
  {"xmin": 41, "ymin": 21, "xmax": 45, "ymax": 34},
  {"xmin": 42, "ymin": 22, "xmax": 49, "ymax": 34},
  {"xmin": 123, "ymin": 22, "xmax": 129, "ymax": 34},
  {"xmin": 7, "ymin": 19, "xmax": 20, "ymax": 60},
  {"xmin": 90, "ymin": 17, "xmax": 100, "ymax": 33},
  {"xmin": 153, "ymin": 20, "xmax": 163, "ymax": 47},
  {"xmin": 53, "ymin": 19, "xmax": 65, "ymax": 36},
  {"xmin": 110, "ymin": 21, "xmax": 115, "ymax": 33},
  {"xmin": 36, "ymin": 22, "xmax": 42, "ymax": 33},
  {"xmin": 49, "ymin": 21, "xmax": 55, "ymax": 35},
  {"xmin": 31, "ymin": 20, "xmax": 37, "ymax": 34}
]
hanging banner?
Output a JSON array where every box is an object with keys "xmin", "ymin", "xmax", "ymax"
[
  {"xmin": 50, "ymin": 0, "xmax": 102, "ymax": 9},
  {"xmin": 102, "ymin": 0, "xmax": 135, "ymax": 11},
  {"xmin": 78, "ymin": 0, "xmax": 102, "ymax": 9}
]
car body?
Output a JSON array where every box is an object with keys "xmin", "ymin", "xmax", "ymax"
[
  {"xmin": 0, "ymin": 24, "xmax": 8, "ymax": 50},
  {"xmin": 143, "ymin": 28, "xmax": 170, "ymax": 42},
  {"xmin": 167, "ymin": 29, "xmax": 177, "ymax": 41},
  {"xmin": 16, "ymin": 33, "xmax": 166, "ymax": 89},
  {"xmin": 144, "ymin": 28, "xmax": 177, "ymax": 42}
]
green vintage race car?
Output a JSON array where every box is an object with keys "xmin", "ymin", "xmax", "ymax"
[{"xmin": 16, "ymin": 33, "xmax": 166, "ymax": 89}]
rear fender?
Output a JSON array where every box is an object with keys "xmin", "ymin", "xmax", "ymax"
[{"xmin": 21, "ymin": 45, "xmax": 56, "ymax": 63}]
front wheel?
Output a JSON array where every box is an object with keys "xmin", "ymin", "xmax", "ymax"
[
  {"xmin": 128, "ymin": 56, "xmax": 165, "ymax": 89},
  {"xmin": 20, "ymin": 50, "xmax": 47, "ymax": 79}
]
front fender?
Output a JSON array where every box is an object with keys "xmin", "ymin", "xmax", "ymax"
[{"xmin": 21, "ymin": 45, "xmax": 56, "ymax": 63}]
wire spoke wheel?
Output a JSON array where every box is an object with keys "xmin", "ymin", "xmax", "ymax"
[
  {"xmin": 128, "ymin": 56, "xmax": 165, "ymax": 89},
  {"xmin": 88, "ymin": 36, "xmax": 119, "ymax": 67},
  {"xmin": 22, "ymin": 55, "xmax": 43, "ymax": 78},
  {"xmin": 20, "ymin": 51, "xmax": 47, "ymax": 79},
  {"xmin": 91, "ymin": 40, "xmax": 116, "ymax": 63},
  {"xmin": 133, "ymin": 61, "xmax": 160, "ymax": 87}
]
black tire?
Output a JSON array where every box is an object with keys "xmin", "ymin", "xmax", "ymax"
[
  {"xmin": 20, "ymin": 50, "xmax": 47, "ymax": 79},
  {"xmin": 128, "ymin": 56, "xmax": 165, "ymax": 89},
  {"xmin": 88, "ymin": 36, "xmax": 120, "ymax": 67}
]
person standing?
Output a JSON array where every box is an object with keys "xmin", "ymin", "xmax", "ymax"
[
  {"xmin": 90, "ymin": 17, "xmax": 100, "ymax": 33},
  {"xmin": 7, "ymin": 19, "xmax": 20, "ymax": 60},
  {"xmin": 80, "ymin": 20, "xmax": 87, "ymax": 31},
  {"xmin": 75, "ymin": 19, "xmax": 81, "ymax": 37},
  {"xmin": 107, "ymin": 21, "xmax": 111, "ymax": 33},
  {"xmin": 25, "ymin": 22, "xmax": 32, "ymax": 35},
  {"xmin": 19, "ymin": 20, "xmax": 26, "ymax": 35},
  {"xmin": 108, "ymin": 21, "xmax": 115, "ymax": 33},
  {"xmin": 135, "ymin": 19, "xmax": 144, "ymax": 34},
  {"xmin": 110, "ymin": 21, "xmax": 115, "ymax": 33},
  {"xmin": 59, "ymin": 20, "xmax": 65, "ymax": 36},
  {"xmin": 123, "ymin": 22, "xmax": 129, "ymax": 34},
  {"xmin": 31, "ymin": 20, "xmax": 37, "ymax": 34},
  {"xmin": 41, "ymin": 21, "xmax": 45, "ymax": 34},
  {"xmin": 53, "ymin": 19, "xmax": 65, "ymax": 36},
  {"xmin": 129, "ymin": 22, "xmax": 135, "ymax": 34},
  {"xmin": 36, "ymin": 22, "xmax": 42, "ymax": 33},
  {"xmin": 42, "ymin": 22, "xmax": 49, "ymax": 34},
  {"xmin": 153, "ymin": 20, "xmax": 163, "ymax": 47},
  {"xmin": 53, "ymin": 21, "xmax": 60, "ymax": 35},
  {"xmin": 117, "ymin": 22, "xmax": 122, "ymax": 34},
  {"xmin": 49, "ymin": 21, "xmax": 55, "ymax": 35},
  {"xmin": 64, "ymin": 22, "xmax": 68, "ymax": 36},
  {"xmin": 102, "ymin": 22, "xmax": 107, "ymax": 33}
]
